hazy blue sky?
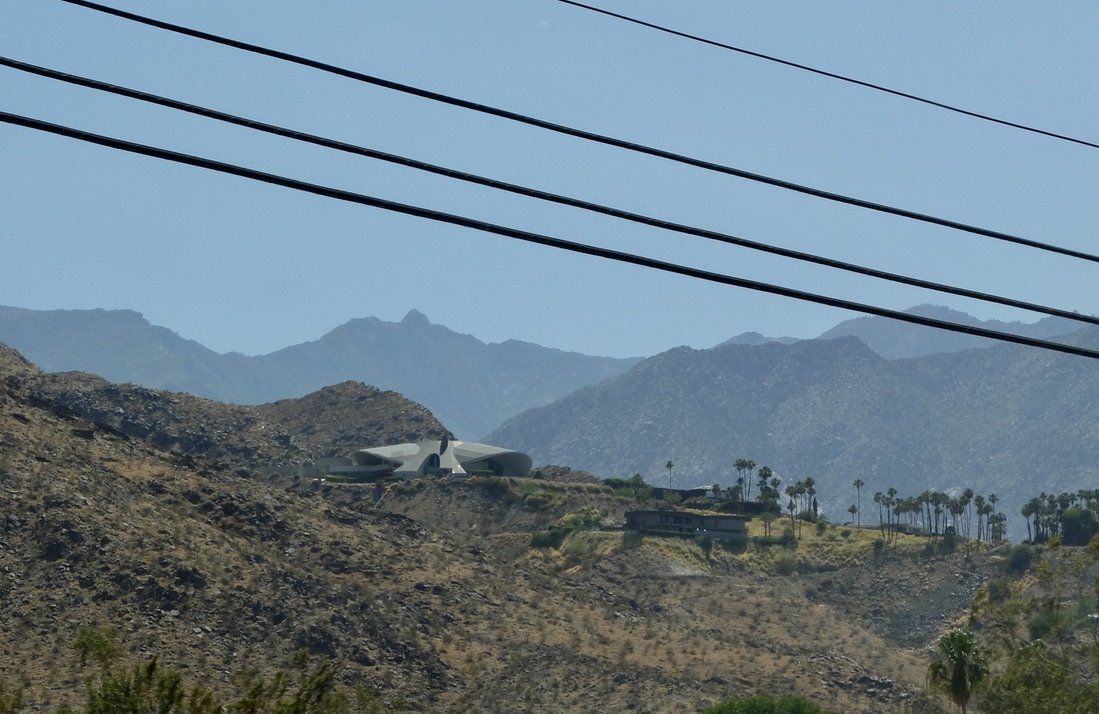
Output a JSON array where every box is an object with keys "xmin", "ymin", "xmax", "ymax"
[{"xmin": 2, "ymin": 1, "xmax": 1098, "ymax": 357}]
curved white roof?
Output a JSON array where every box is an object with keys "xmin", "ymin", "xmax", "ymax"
[{"xmin": 353, "ymin": 439, "xmax": 532, "ymax": 478}]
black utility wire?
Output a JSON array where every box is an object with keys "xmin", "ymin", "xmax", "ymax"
[
  {"xmin": 4, "ymin": 109, "xmax": 1098, "ymax": 361},
  {"xmin": 558, "ymin": 0, "xmax": 1099, "ymax": 152},
  {"xmin": 55, "ymin": 0, "xmax": 1099, "ymax": 265},
  {"xmin": 5, "ymin": 54, "xmax": 1097, "ymax": 329}
]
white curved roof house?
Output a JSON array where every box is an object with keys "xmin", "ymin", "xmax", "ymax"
[{"xmin": 345, "ymin": 438, "xmax": 532, "ymax": 480}]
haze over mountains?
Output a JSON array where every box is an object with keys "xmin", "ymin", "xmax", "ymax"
[
  {"xmin": 2, "ymin": 302, "xmax": 1095, "ymax": 537},
  {"xmin": 488, "ymin": 326, "xmax": 1099, "ymax": 537},
  {"xmin": 0, "ymin": 305, "xmax": 637, "ymax": 439}
]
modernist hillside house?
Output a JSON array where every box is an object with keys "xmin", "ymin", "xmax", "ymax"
[
  {"xmin": 626, "ymin": 510, "xmax": 750, "ymax": 543},
  {"xmin": 316, "ymin": 438, "xmax": 532, "ymax": 481}
]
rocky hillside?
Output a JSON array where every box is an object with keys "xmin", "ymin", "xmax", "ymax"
[
  {"xmin": 32, "ymin": 372, "xmax": 449, "ymax": 470},
  {"xmin": 0, "ymin": 343, "xmax": 988, "ymax": 712},
  {"xmin": 0, "ymin": 306, "xmax": 639, "ymax": 438},
  {"xmin": 487, "ymin": 330, "xmax": 1099, "ymax": 533}
]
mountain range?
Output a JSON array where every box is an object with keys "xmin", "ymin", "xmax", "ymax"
[
  {"xmin": 487, "ymin": 326, "xmax": 1099, "ymax": 536},
  {"xmin": 0, "ymin": 305, "xmax": 637, "ymax": 439},
  {"xmin": 2, "ymin": 302, "xmax": 1094, "ymax": 536}
]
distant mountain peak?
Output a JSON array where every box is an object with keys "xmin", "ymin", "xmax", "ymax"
[{"xmin": 401, "ymin": 309, "xmax": 430, "ymax": 327}]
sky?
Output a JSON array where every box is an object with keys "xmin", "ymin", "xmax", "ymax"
[{"xmin": 2, "ymin": 0, "xmax": 1098, "ymax": 358}]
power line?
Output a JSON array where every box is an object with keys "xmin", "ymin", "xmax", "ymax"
[
  {"xmin": 55, "ymin": 0, "xmax": 1099, "ymax": 266},
  {"xmin": 3, "ymin": 108, "xmax": 1098, "ymax": 361},
  {"xmin": 557, "ymin": 0, "xmax": 1099, "ymax": 152},
  {"xmin": 5, "ymin": 54, "xmax": 1098, "ymax": 330}
]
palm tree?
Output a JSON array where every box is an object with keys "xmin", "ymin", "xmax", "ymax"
[
  {"xmin": 664, "ymin": 460, "xmax": 674, "ymax": 489},
  {"xmin": 852, "ymin": 478, "xmax": 865, "ymax": 532},
  {"xmin": 927, "ymin": 629, "xmax": 987, "ymax": 714},
  {"xmin": 735, "ymin": 458, "xmax": 755, "ymax": 501}
]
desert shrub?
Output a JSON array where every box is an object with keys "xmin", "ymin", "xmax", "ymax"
[
  {"xmin": 696, "ymin": 534, "xmax": 713, "ymax": 557},
  {"xmin": 558, "ymin": 508, "xmax": 602, "ymax": 531},
  {"xmin": 773, "ymin": 552, "xmax": 798, "ymax": 576},
  {"xmin": 469, "ymin": 475, "xmax": 516, "ymax": 503},
  {"xmin": 530, "ymin": 509, "xmax": 603, "ymax": 549},
  {"xmin": 522, "ymin": 491, "xmax": 558, "ymax": 511},
  {"xmin": 815, "ymin": 521, "xmax": 828, "ymax": 537},
  {"xmin": 530, "ymin": 528, "xmax": 567, "ymax": 549},
  {"xmin": 75, "ymin": 626, "xmax": 123, "ymax": 669},
  {"xmin": 561, "ymin": 535, "xmax": 594, "ymax": 565},
  {"xmin": 986, "ymin": 577, "xmax": 1012, "ymax": 604},
  {"xmin": 981, "ymin": 640, "xmax": 1099, "ymax": 714},
  {"xmin": 0, "ymin": 681, "xmax": 21, "ymax": 714},
  {"xmin": 840, "ymin": 529, "xmax": 851, "ymax": 539},
  {"xmin": 872, "ymin": 538, "xmax": 886, "ymax": 556},
  {"xmin": 603, "ymin": 474, "xmax": 653, "ymax": 499},
  {"xmin": 702, "ymin": 693, "xmax": 832, "ymax": 713},
  {"xmin": 940, "ymin": 531, "xmax": 958, "ymax": 553},
  {"xmin": 1028, "ymin": 606, "xmax": 1075, "ymax": 640},
  {"xmin": 1006, "ymin": 544, "xmax": 1035, "ymax": 574}
]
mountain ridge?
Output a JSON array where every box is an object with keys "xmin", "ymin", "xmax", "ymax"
[
  {"xmin": 487, "ymin": 328, "xmax": 1099, "ymax": 535},
  {"xmin": 0, "ymin": 305, "xmax": 639, "ymax": 438}
]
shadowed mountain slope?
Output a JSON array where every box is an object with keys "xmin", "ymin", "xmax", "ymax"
[
  {"xmin": 818, "ymin": 303, "xmax": 1082, "ymax": 359},
  {"xmin": 487, "ymin": 331, "xmax": 1099, "ymax": 529}
]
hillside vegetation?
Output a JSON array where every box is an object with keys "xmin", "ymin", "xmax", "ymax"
[{"xmin": 4, "ymin": 342, "xmax": 1091, "ymax": 712}]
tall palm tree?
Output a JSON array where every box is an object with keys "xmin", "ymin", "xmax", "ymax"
[
  {"xmin": 734, "ymin": 458, "xmax": 755, "ymax": 501},
  {"xmin": 928, "ymin": 629, "xmax": 987, "ymax": 714},
  {"xmin": 664, "ymin": 460, "xmax": 674, "ymax": 489},
  {"xmin": 852, "ymin": 479, "xmax": 865, "ymax": 531}
]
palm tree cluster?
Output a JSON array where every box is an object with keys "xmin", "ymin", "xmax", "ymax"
[
  {"xmin": 731, "ymin": 458, "xmax": 756, "ymax": 503},
  {"xmin": 870, "ymin": 487, "xmax": 1005, "ymax": 543},
  {"xmin": 784, "ymin": 478, "xmax": 819, "ymax": 536},
  {"xmin": 1021, "ymin": 489, "xmax": 1099, "ymax": 545}
]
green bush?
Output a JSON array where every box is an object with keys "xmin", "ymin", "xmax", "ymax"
[
  {"xmin": 0, "ymin": 680, "xmax": 21, "ymax": 714},
  {"xmin": 1060, "ymin": 507, "xmax": 1099, "ymax": 546},
  {"xmin": 701, "ymin": 693, "xmax": 832, "ymax": 713},
  {"xmin": 522, "ymin": 491, "xmax": 559, "ymax": 511},
  {"xmin": 1028, "ymin": 607, "xmax": 1075, "ymax": 640},
  {"xmin": 986, "ymin": 577, "xmax": 1012, "ymax": 604},
  {"xmin": 530, "ymin": 528, "xmax": 567, "ymax": 549},
  {"xmin": 1006, "ymin": 544, "xmax": 1035, "ymax": 574},
  {"xmin": 603, "ymin": 474, "xmax": 652, "ymax": 499},
  {"xmin": 473, "ymin": 475, "xmax": 514, "ymax": 499},
  {"xmin": 773, "ymin": 553, "xmax": 798, "ymax": 576}
]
